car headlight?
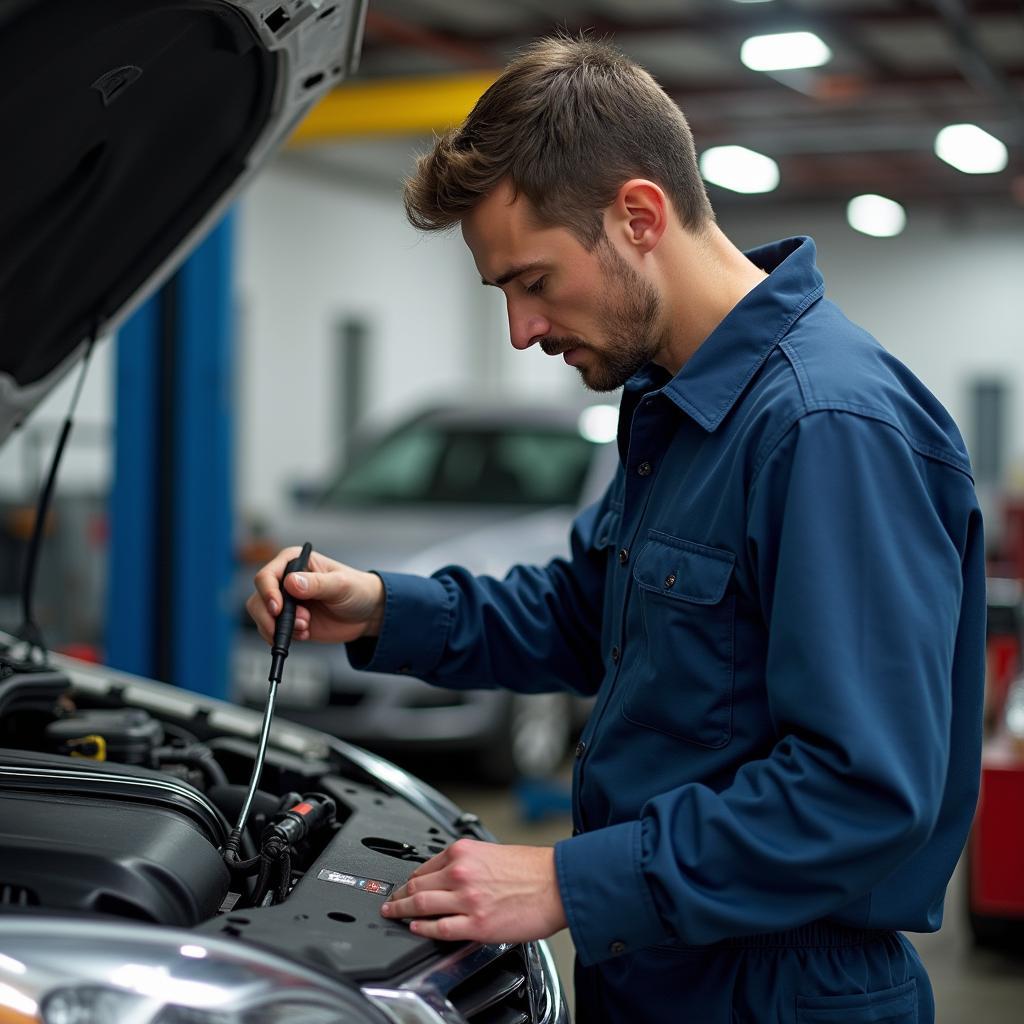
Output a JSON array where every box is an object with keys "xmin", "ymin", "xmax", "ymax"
[{"xmin": 0, "ymin": 918, "xmax": 384, "ymax": 1024}]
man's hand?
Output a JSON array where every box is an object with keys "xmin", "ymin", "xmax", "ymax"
[
  {"xmin": 380, "ymin": 839, "xmax": 568, "ymax": 944},
  {"xmin": 246, "ymin": 547, "xmax": 385, "ymax": 645}
]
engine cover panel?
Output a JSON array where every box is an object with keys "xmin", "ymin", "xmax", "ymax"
[
  {"xmin": 198, "ymin": 774, "xmax": 455, "ymax": 981},
  {"xmin": 0, "ymin": 752, "xmax": 229, "ymax": 925}
]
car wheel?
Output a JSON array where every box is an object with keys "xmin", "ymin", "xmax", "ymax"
[{"xmin": 478, "ymin": 692, "xmax": 571, "ymax": 786}]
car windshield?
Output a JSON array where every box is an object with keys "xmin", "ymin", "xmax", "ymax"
[{"xmin": 319, "ymin": 420, "xmax": 598, "ymax": 507}]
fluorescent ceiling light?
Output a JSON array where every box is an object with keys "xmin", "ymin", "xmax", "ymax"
[
  {"xmin": 846, "ymin": 194, "xmax": 906, "ymax": 238},
  {"xmin": 934, "ymin": 123, "xmax": 1008, "ymax": 175},
  {"xmin": 740, "ymin": 31, "xmax": 831, "ymax": 72},
  {"xmin": 699, "ymin": 145, "xmax": 780, "ymax": 194},
  {"xmin": 578, "ymin": 405, "xmax": 618, "ymax": 444}
]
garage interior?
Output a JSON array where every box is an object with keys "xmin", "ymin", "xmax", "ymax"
[{"xmin": 1, "ymin": 1, "xmax": 1022, "ymax": 1022}]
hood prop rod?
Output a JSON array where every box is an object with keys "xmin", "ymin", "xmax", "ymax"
[{"xmin": 14, "ymin": 330, "xmax": 97, "ymax": 662}]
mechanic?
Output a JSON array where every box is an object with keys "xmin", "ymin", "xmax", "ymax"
[{"xmin": 248, "ymin": 36, "xmax": 985, "ymax": 1024}]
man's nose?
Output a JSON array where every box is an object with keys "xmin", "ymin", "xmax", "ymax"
[{"xmin": 509, "ymin": 310, "xmax": 550, "ymax": 351}]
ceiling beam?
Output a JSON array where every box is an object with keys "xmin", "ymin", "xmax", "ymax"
[
  {"xmin": 363, "ymin": 9, "xmax": 494, "ymax": 69},
  {"xmin": 930, "ymin": 0, "xmax": 1024, "ymax": 136},
  {"xmin": 288, "ymin": 72, "xmax": 498, "ymax": 143},
  {"xmin": 358, "ymin": 1, "xmax": 1023, "ymax": 54},
  {"xmin": 286, "ymin": 65, "xmax": 1023, "ymax": 145}
]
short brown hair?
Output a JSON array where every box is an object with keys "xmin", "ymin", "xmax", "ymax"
[{"xmin": 404, "ymin": 34, "xmax": 714, "ymax": 247}]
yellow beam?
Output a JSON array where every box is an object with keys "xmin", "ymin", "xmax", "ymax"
[{"xmin": 288, "ymin": 72, "xmax": 499, "ymax": 145}]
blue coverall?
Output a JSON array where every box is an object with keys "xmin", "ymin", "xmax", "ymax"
[{"xmin": 350, "ymin": 237, "xmax": 986, "ymax": 1023}]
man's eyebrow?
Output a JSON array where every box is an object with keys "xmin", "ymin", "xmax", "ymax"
[{"xmin": 481, "ymin": 261, "xmax": 547, "ymax": 288}]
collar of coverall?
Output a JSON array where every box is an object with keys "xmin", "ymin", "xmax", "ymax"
[{"xmin": 627, "ymin": 235, "xmax": 826, "ymax": 434}]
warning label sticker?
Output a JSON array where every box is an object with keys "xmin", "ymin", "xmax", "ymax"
[{"xmin": 317, "ymin": 869, "xmax": 394, "ymax": 898}]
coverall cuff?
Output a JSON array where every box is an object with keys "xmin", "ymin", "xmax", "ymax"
[
  {"xmin": 345, "ymin": 571, "xmax": 451, "ymax": 676},
  {"xmin": 555, "ymin": 821, "xmax": 670, "ymax": 966}
]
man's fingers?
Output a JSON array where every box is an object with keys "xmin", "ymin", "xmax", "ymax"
[
  {"xmin": 253, "ymin": 546, "xmax": 304, "ymax": 612},
  {"xmin": 283, "ymin": 567, "xmax": 349, "ymax": 604},
  {"xmin": 408, "ymin": 845, "xmax": 454, "ymax": 880},
  {"xmin": 248, "ymin": 547, "xmax": 374, "ymax": 647},
  {"xmin": 246, "ymin": 591, "xmax": 311, "ymax": 645},
  {"xmin": 245, "ymin": 593, "xmax": 275, "ymax": 643},
  {"xmin": 405, "ymin": 916, "xmax": 473, "ymax": 942},
  {"xmin": 392, "ymin": 851, "xmax": 452, "ymax": 900},
  {"xmin": 380, "ymin": 889, "xmax": 464, "ymax": 921}
]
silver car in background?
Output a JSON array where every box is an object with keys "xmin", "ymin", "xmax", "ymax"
[{"xmin": 235, "ymin": 401, "xmax": 619, "ymax": 782}]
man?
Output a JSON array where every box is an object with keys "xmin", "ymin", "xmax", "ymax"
[{"xmin": 248, "ymin": 36, "xmax": 985, "ymax": 1023}]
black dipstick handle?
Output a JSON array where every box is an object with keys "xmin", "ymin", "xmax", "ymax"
[{"xmin": 269, "ymin": 542, "xmax": 312, "ymax": 684}]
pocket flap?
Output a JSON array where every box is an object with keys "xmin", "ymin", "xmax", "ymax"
[{"xmin": 632, "ymin": 533, "xmax": 735, "ymax": 604}]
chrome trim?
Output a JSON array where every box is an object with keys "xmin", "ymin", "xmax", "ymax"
[
  {"xmin": 535, "ymin": 940, "xmax": 570, "ymax": 1024},
  {"xmin": 363, "ymin": 988, "xmax": 452, "ymax": 1024},
  {"xmin": 364, "ymin": 942, "xmax": 516, "ymax": 1024},
  {"xmin": 525, "ymin": 941, "xmax": 547, "ymax": 1017},
  {"xmin": 362, "ymin": 939, "xmax": 569, "ymax": 1024}
]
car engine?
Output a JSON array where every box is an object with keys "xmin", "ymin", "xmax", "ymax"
[{"xmin": 0, "ymin": 650, "xmax": 559, "ymax": 1023}]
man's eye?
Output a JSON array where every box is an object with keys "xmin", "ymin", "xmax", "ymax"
[{"xmin": 525, "ymin": 276, "xmax": 546, "ymax": 295}]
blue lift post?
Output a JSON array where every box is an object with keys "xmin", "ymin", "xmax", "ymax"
[
  {"xmin": 106, "ymin": 214, "xmax": 236, "ymax": 700},
  {"xmin": 106, "ymin": 295, "xmax": 161, "ymax": 678}
]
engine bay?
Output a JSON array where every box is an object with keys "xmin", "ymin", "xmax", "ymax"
[{"xmin": 0, "ymin": 651, "xmax": 472, "ymax": 983}]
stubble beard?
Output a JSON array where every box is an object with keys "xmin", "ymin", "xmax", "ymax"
[{"xmin": 540, "ymin": 240, "xmax": 663, "ymax": 393}]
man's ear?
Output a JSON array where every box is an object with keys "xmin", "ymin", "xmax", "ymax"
[{"xmin": 605, "ymin": 179, "xmax": 668, "ymax": 255}]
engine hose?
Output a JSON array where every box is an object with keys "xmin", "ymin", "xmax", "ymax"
[
  {"xmin": 248, "ymin": 852, "xmax": 275, "ymax": 908},
  {"xmin": 249, "ymin": 837, "xmax": 287, "ymax": 907},
  {"xmin": 224, "ymin": 849, "xmax": 262, "ymax": 874},
  {"xmin": 276, "ymin": 848, "xmax": 292, "ymax": 904},
  {"xmin": 154, "ymin": 745, "xmax": 228, "ymax": 789}
]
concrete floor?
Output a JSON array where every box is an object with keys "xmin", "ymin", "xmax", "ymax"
[{"xmin": 440, "ymin": 776, "xmax": 1024, "ymax": 1023}]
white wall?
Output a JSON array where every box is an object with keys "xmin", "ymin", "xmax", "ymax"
[
  {"xmin": 235, "ymin": 162, "xmax": 467, "ymax": 520},
  {"xmin": 234, "ymin": 158, "xmax": 585, "ymax": 522},
  {"xmin": 720, "ymin": 204, "xmax": 1024, "ymax": 484}
]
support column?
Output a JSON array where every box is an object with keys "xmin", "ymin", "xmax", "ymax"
[{"xmin": 106, "ymin": 214, "xmax": 236, "ymax": 700}]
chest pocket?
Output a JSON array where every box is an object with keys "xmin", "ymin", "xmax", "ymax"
[{"xmin": 625, "ymin": 532, "xmax": 736, "ymax": 748}]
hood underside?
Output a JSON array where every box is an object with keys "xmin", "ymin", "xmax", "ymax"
[{"xmin": 0, "ymin": 0, "xmax": 365, "ymax": 439}]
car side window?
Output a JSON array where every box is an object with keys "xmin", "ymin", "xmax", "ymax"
[
  {"xmin": 322, "ymin": 422, "xmax": 599, "ymax": 508},
  {"xmin": 323, "ymin": 427, "xmax": 445, "ymax": 505},
  {"xmin": 492, "ymin": 433, "xmax": 594, "ymax": 504}
]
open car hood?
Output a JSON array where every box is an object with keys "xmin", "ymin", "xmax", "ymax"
[{"xmin": 0, "ymin": 0, "xmax": 365, "ymax": 441}]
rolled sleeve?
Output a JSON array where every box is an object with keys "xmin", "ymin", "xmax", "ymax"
[
  {"xmin": 555, "ymin": 820, "xmax": 671, "ymax": 966},
  {"xmin": 346, "ymin": 571, "xmax": 452, "ymax": 675}
]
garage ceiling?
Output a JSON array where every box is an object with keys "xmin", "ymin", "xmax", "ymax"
[{"xmin": 295, "ymin": 0, "xmax": 1024, "ymax": 211}]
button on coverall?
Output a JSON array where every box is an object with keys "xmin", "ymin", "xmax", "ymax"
[{"xmin": 349, "ymin": 237, "xmax": 986, "ymax": 1023}]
